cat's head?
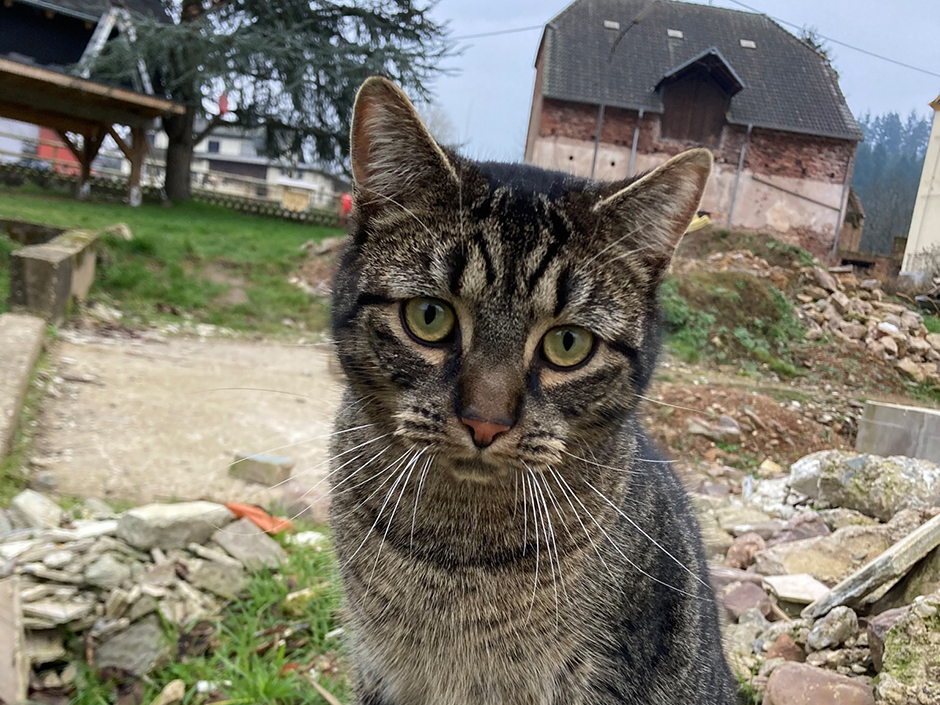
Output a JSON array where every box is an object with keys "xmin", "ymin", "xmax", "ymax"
[{"xmin": 332, "ymin": 77, "xmax": 710, "ymax": 481}]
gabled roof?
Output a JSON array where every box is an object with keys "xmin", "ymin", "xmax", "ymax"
[
  {"xmin": 655, "ymin": 46, "xmax": 744, "ymax": 96},
  {"xmin": 539, "ymin": 0, "xmax": 863, "ymax": 141}
]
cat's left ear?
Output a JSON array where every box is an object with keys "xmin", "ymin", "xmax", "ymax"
[
  {"xmin": 350, "ymin": 76, "xmax": 459, "ymax": 210},
  {"xmin": 593, "ymin": 148, "xmax": 712, "ymax": 277}
]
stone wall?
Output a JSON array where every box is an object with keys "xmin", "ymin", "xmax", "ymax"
[{"xmin": 528, "ymin": 98, "xmax": 858, "ymax": 259}]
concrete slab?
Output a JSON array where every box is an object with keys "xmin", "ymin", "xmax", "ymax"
[
  {"xmin": 855, "ymin": 400, "xmax": 940, "ymax": 464},
  {"xmin": 0, "ymin": 313, "xmax": 45, "ymax": 459},
  {"xmin": 34, "ymin": 332, "xmax": 343, "ymax": 507},
  {"xmin": 0, "ymin": 576, "xmax": 29, "ymax": 705}
]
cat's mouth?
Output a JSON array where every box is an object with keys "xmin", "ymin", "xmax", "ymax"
[{"xmin": 445, "ymin": 456, "xmax": 513, "ymax": 483}]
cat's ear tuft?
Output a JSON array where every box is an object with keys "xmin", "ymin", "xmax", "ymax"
[
  {"xmin": 350, "ymin": 76, "xmax": 458, "ymax": 209},
  {"xmin": 593, "ymin": 148, "xmax": 712, "ymax": 275}
]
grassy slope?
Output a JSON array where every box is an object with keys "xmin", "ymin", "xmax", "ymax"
[{"xmin": 0, "ymin": 189, "xmax": 344, "ymax": 333}]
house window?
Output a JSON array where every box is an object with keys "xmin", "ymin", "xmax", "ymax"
[
  {"xmin": 660, "ymin": 69, "xmax": 730, "ymax": 146},
  {"xmin": 207, "ymin": 140, "xmax": 220, "ymax": 154}
]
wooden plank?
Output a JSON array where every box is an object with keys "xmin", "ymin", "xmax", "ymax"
[
  {"xmin": 107, "ymin": 125, "xmax": 132, "ymax": 158},
  {"xmin": 0, "ymin": 100, "xmax": 101, "ymax": 135},
  {"xmin": 802, "ymin": 512, "xmax": 940, "ymax": 619},
  {"xmin": 0, "ymin": 57, "xmax": 184, "ymax": 116},
  {"xmin": 55, "ymin": 130, "xmax": 83, "ymax": 163},
  {"xmin": 1, "ymin": 84, "xmax": 156, "ymax": 130}
]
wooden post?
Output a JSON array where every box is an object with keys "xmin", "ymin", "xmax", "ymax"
[
  {"xmin": 108, "ymin": 125, "xmax": 149, "ymax": 207},
  {"xmin": 57, "ymin": 128, "xmax": 104, "ymax": 200}
]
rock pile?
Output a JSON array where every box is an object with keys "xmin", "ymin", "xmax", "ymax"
[
  {"xmin": 701, "ymin": 450, "xmax": 940, "ymax": 704},
  {"xmin": 798, "ymin": 266, "xmax": 940, "ymax": 383},
  {"xmin": 0, "ymin": 492, "xmax": 293, "ymax": 697}
]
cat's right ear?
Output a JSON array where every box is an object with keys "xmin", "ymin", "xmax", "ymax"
[{"xmin": 350, "ymin": 76, "xmax": 459, "ymax": 210}]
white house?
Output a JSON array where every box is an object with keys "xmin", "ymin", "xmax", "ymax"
[{"xmin": 903, "ymin": 94, "xmax": 940, "ymax": 272}]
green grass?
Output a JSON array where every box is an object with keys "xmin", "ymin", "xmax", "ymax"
[
  {"xmin": 71, "ymin": 537, "xmax": 348, "ymax": 705},
  {"xmin": 660, "ymin": 270, "xmax": 805, "ymax": 375},
  {"xmin": 0, "ymin": 232, "xmax": 14, "ymax": 314},
  {"xmin": 924, "ymin": 315, "xmax": 940, "ymax": 335},
  {"xmin": 676, "ymin": 226, "xmax": 816, "ymax": 269},
  {"xmin": 0, "ymin": 189, "xmax": 343, "ymax": 334},
  {"xmin": 0, "ymin": 350, "xmax": 51, "ymax": 504}
]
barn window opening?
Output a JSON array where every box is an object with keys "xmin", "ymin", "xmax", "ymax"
[{"xmin": 656, "ymin": 48, "xmax": 743, "ymax": 146}]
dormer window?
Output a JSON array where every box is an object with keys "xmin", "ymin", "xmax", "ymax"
[{"xmin": 656, "ymin": 48, "xmax": 744, "ymax": 146}]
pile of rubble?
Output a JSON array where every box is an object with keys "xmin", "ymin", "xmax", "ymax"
[
  {"xmin": 700, "ymin": 450, "xmax": 940, "ymax": 704},
  {"xmin": 798, "ymin": 266, "xmax": 940, "ymax": 383},
  {"xmin": 0, "ymin": 491, "xmax": 312, "ymax": 701}
]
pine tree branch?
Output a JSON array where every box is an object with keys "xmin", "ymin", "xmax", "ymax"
[{"xmin": 193, "ymin": 113, "xmax": 228, "ymax": 146}]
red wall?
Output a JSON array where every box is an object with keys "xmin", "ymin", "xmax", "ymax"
[{"xmin": 537, "ymin": 98, "xmax": 856, "ymax": 185}]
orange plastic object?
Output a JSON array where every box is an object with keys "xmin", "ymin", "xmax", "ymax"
[{"xmin": 225, "ymin": 502, "xmax": 295, "ymax": 534}]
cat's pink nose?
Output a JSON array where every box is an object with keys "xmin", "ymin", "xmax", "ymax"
[{"xmin": 461, "ymin": 416, "xmax": 512, "ymax": 448}]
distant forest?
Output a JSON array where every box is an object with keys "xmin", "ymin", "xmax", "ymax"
[{"xmin": 853, "ymin": 111, "xmax": 932, "ymax": 255}]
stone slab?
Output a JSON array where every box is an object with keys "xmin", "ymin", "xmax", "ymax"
[
  {"xmin": 856, "ymin": 400, "xmax": 940, "ymax": 465},
  {"xmin": 0, "ymin": 576, "xmax": 28, "ymax": 705},
  {"xmin": 0, "ymin": 313, "xmax": 45, "ymax": 459},
  {"xmin": 763, "ymin": 573, "xmax": 830, "ymax": 605},
  {"xmin": 94, "ymin": 614, "xmax": 169, "ymax": 675},
  {"xmin": 211, "ymin": 518, "xmax": 287, "ymax": 569},
  {"xmin": 117, "ymin": 501, "xmax": 236, "ymax": 550}
]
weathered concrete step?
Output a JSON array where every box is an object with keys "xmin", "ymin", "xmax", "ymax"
[
  {"xmin": 8, "ymin": 229, "xmax": 99, "ymax": 323},
  {"xmin": 0, "ymin": 313, "xmax": 46, "ymax": 459},
  {"xmin": 855, "ymin": 400, "xmax": 940, "ymax": 464}
]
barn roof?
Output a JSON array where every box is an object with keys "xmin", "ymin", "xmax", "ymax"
[{"xmin": 539, "ymin": 0, "xmax": 863, "ymax": 141}]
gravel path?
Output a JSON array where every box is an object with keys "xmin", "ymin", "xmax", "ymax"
[{"xmin": 31, "ymin": 331, "xmax": 343, "ymax": 513}]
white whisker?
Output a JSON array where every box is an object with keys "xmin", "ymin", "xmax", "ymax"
[
  {"xmin": 368, "ymin": 448, "xmax": 426, "ymax": 589},
  {"xmin": 582, "ymin": 478, "xmax": 710, "ymax": 589},
  {"xmin": 410, "ymin": 455, "xmax": 433, "ymax": 552}
]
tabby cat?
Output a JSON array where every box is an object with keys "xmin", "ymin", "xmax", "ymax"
[{"xmin": 329, "ymin": 76, "xmax": 736, "ymax": 705}]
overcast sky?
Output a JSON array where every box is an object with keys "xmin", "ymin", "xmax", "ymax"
[{"xmin": 427, "ymin": 0, "xmax": 940, "ymax": 162}]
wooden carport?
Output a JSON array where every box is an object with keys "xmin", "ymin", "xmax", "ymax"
[{"xmin": 0, "ymin": 57, "xmax": 184, "ymax": 205}]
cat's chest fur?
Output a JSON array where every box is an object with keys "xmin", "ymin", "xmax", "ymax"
[{"xmin": 342, "ymin": 543, "xmax": 605, "ymax": 705}]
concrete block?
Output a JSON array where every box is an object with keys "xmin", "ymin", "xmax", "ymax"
[
  {"xmin": 8, "ymin": 229, "xmax": 99, "ymax": 322},
  {"xmin": 0, "ymin": 576, "xmax": 29, "ymax": 705},
  {"xmin": 8, "ymin": 246, "xmax": 73, "ymax": 322},
  {"xmin": 856, "ymin": 401, "xmax": 940, "ymax": 464},
  {"xmin": 229, "ymin": 452, "xmax": 295, "ymax": 486},
  {"xmin": 0, "ymin": 313, "xmax": 46, "ymax": 458}
]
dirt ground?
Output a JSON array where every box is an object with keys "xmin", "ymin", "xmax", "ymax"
[{"xmin": 31, "ymin": 330, "xmax": 344, "ymax": 512}]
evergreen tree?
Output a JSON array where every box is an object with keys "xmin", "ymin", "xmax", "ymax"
[
  {"xmin": 853, "ymin": 110, "xmax": 932, "ymax": 254},
  {"xmin": 87, "ymin": 0, "xmax": 449, "ymax": 200}
]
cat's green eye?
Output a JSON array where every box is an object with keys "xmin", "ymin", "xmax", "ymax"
[
  {"xmin": 402, "ymin": 297, "xmax": 456, "ymax": 344},
  {"xmin": 542, "ymin": 326, "xmax": 594, "ymax": 368}
]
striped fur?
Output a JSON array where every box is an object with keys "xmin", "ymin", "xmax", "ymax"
[{"xmin": 329, "ymin": 77, "xmax": 736, "ymax": 705}]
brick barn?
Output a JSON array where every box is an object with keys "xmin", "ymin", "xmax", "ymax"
[{"xmin": 524, "ymin": 0, "xmax": 863, "ymax": 258}]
